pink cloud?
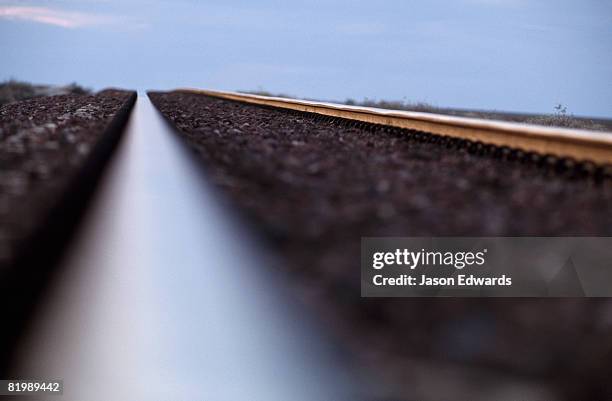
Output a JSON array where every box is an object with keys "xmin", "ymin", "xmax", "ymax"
[{"xmin": 0, "ymin": 6, "xmax": 115, "ymax": 28}]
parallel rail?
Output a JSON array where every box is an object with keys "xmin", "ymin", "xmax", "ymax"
[{"xmin": 180, "ymin": 89, "xmax": 612, "ymax": 166}]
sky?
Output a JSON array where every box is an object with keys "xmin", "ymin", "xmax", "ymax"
[{"xmin": 1, "ymin": 0, "xmax": 611, "ymax": 117}]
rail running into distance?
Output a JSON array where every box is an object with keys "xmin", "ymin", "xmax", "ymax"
[
  {"xmin": 9, "ymin": 93, "xmax": 357, "ymax": 401},
  {"xmin": 180, "ymin": 88, "xmax": 612, "ymax": 167}
]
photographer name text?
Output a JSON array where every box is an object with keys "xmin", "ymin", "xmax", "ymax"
[{"xmin": 371, "ymin": 248, "xmax": 512, "ymax": 287}]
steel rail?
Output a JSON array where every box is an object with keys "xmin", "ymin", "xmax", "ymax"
[
  {"xmin": 11, "ymin": 93, "xmax": 356, "ymax": 401},
  {"xmin": 180, "ymin": 88, "xmax": 612, "ymax": 166}
]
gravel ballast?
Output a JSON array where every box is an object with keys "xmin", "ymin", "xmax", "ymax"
[
  {"xmin": 0, "ymin": 90, "xmax": 134, "ymax": 267},
  {"xmin": 0, "ymin": 90, "xmax": 135, "ymax": 373},
  {"xmin": 149, "ymin": 91, "xmax": 612, "ymax": 401}
]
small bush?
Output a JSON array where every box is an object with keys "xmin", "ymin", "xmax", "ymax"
[
  {"xmin": 0, "ymin": 79, "xmax": 39, "ymax": 106},
  {"xmin": 240, "ymin": 89, "xmax": 294, "ymax": 99},
  {"xmin": 343, "ymin": 97, "xmax": 444, "ymax": 114},
  {"xmin": 65, "ymin": 82, "xmax": 90, "ymax": 95},
  {"xmin": 525, "ymin": 103, "xmax": 606, "ymax": 131},
  {"xmin": 0, "ymin": 80, "xmax": 91, "ymax": 107}
]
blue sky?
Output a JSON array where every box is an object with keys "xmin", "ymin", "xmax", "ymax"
[{"xmin": 1, "ymin": 0, "xmax": 611, "ymax": 117}]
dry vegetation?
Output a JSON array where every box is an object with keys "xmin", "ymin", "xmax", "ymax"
[
  {"xmin": 0, "ymin": 80, "xmax": 90, "ymax": 107},
  {"xmin": 243, "ymin": 90, "xmax": 610, "ymax": 132},
  {"xmin": 347, "ymin": 99, "xmax": 609, "ymax": 132}
]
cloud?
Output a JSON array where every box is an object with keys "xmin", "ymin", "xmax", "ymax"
[{"xmin": 0, "ymin": 6, "xmax": 120, "ymax": 28}]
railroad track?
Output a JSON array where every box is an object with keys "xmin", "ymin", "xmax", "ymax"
[
  {"xmin": 9, "ymin": 93, "xmax": 356, "ymax": 401},
  {"xmin": 4, "ymin": 88, "xmax": 612, "ymax": 400},
  {"xmin": 181, "ymin": 88, "xmax": 612, "ymax": 169}
]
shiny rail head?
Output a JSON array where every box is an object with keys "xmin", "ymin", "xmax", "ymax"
[
  {"xmin": 13, "ymin": 94, "xmax": 359, "ymax": 401},
  {"xmin": 176, "ymin": 88, "xmax": 612, "ymax": 166}
]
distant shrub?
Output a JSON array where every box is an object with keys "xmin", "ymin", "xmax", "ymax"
[
  {"xmin": 0, "ymin": 80, "xmax": 91, "ymax": 107},
  {"xmin": 343, "ymin": 97, "xmax": 454, "ymax": 116},
  {"xmin": 526, "ymin": 104, "xmax": 607, "ymax": 131},
  {"xmin": 0, "ymin": 80, "xmax": 39, "ymax": 106},
  {"xmin": 65, "ymin": 82, "xmax": 90, "ymax": 95},
  {"xmin": 241, "ymin": 89, "xmax": 293, "ymax": 99}
]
